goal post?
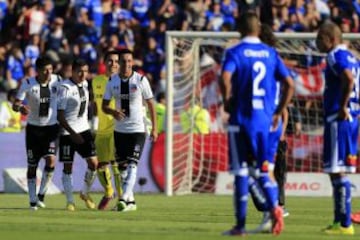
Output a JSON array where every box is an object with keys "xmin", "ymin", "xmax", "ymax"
[{"xmin": 165, "ymin": 31, "xmax": 360, "ymax": 196}]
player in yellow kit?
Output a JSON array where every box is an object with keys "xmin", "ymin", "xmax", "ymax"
[{"xmin": 92, "ymin": 50, "xmax": 122, "ymax": 210}]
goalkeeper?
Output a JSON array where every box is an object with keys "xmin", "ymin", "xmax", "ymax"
[{"xmin": 91, "ymin": 50, "xmax": 123, "ymax": 210}]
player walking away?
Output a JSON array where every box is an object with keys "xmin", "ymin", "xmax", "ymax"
[
  {"xmin": 316, "ymin": 22, "xmax": 358, "ymax": 235},
  {"xmin": 91, "ymin": 50, "xmax": 123, "ymax": 210},
  {"xmin": 102, "ymin": 48, "xmax": 157, "ymax": 212},
  {"xmin": 220, "ymin": 12, "xmax": 294, "ymax": 236},
  {"xmin": 13, "ymin": 56, "xmax": 60, "ymax": 210},
  {"xmin": 57, "ymin": 59, "xmax": 99, "ymax": 211}
]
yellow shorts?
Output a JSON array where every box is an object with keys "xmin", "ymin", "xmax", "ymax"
[{"xmin": 95, "ymin": 133, "xmax": 115, "ymax": 163}]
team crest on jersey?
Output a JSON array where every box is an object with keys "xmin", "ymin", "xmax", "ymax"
[
  {"xmin": 51, "ymin": 86, "xmax": 57, "ymax": 93},
  {"xmin": 130, "ymin": 84, "xmax": 137, "ymax": 92}
]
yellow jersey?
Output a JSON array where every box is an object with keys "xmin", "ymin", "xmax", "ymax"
[
  {"xmin": 156, "ymin": 103, "xmax": 165, "ymax": 133},
  {"xmin": 180, "ymin": 104, "xmax": 210, "ymax": 134},
  {"xmin": 92, "ymin": 75, "xmax": 115, "ymax": 135},
  {"xmin": 0, "ymin": 101, "xmax": 21, "ymax": 133}
]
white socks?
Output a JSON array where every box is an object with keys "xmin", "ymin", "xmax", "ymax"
[
  {"xmin": 38, "ymin": 170, "xmax": 54, "ymax": 196},
  {"xmin": 81, "ymin": 169, "xmax": 96, "ymax": 195},
  {"xmin": 27, "ymin": 178, "xmax": 37, "ymax": 204},
  {"xmin": 62, "ymin": 173, "xmax": 74, "ymax": 203},
  {"xmin": 122, "ymin": 163, "xmax": 137, "ymax": 201}
]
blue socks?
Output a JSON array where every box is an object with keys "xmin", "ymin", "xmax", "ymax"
[
  {"xmin": 234, "ymin": 175, "xmax": 249, "ymax": 230},
  {"xmin": 258, "ymin": 174, "xmax": 279, "ymax": 209},
  {"xmin": 249, "ymin": 176, "xmax": 269, "ymax": 211},
  {"xmin": 332, "ymin": 177, "xmax": 352, "ymax": 227}
]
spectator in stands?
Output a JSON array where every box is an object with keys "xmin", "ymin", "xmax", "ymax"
[
  {"xmin": 116, "ymin": 18, "xmax": 135, "ymax": 50},
  {"xmin": 142, "ymin": 36, "xmax": 164, "ymax": 89},
  {"xmin": 206, "ymin": 1, "xmax": 225, "ymax": 31},
  {"xmin": 17, "ymin": 1, "xmax": 46, "ymax": 42},
  {"xmin": 25, "ymin": 34, "xmax": 40, "ymax": 67},
  {"xmin": 272, "ymin": 0, "xmax": 290, "ymax": 22},
  {"xmin": 78, "ymin": 35, "xmax": 97, "ymax": 75},
  {"xmin": 6, "ymin": 44, "xmax": 25, "ymax": 85},
  {"xmin": 41, "ymin": 17, "xmax": 69, "ymax": 54},
  {"xmin": 185, "ymin": 0, "xmax": 210, "ymax": 31},
  {"xmin": 130, "ymin": 0, "xmax": 151, "ymax": 29},
  {"xmin": 0, "ymin": 0, "xmax": 7, "ymax": 32},
  {"xmin": 239, "ymin": 0, "xmax": 261, "ymax": 16},
  {"xmin": 103, "ymin": 0, "xmax": 132, "ymax": 36},
  {"xmin": 304, "ymin": 0, "xmax": 321, "ymax": 31},
  {"xmin": 78, "ymin": 0, "xmax": 103, "ymax": 41}
]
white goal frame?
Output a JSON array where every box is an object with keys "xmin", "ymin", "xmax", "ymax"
[{"xmin": 165, "ymin": 31, "xmax": 360, "ymax": 196}]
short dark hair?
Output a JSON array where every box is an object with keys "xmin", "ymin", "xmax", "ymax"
[
  {"xmin": 260, "ymin": 24, "xmax": 277, "ymax": 47},
  {"xmin": 7, "ymin": 89, "xmax": 17, "ymax": 101},
  {"xmin": 238, "ymin": 11, "xmax": 260, "ymax": 36},
  {"xmin": 156, "ymin": 91, "xmax": 165, "ymax": 102},
  {"xmin": 35, "ymin": 56, "xmax": 53, "ymax": 70},
  {"xmin": 118, "ymin": 48, "xmax": 133, "ymax": 56},
  {"xmin": 72, "ymin": 58, "xmax": 88, "ymax": 70},
  {"xmin": 104, "ymin": 50, "xmax": 119, "ymax": 61}
]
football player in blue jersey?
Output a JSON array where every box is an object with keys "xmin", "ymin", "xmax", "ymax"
[
  {"xmin": 220, "ymin": 12, "xmax": 294, "ymax": 236},
  {"xmin": 316, "ymin": 21, "xmax": 359, "ymax": 235},
  {"xmin": 249, "ymin": 23, "xmax": 291, "ymax": 234}
]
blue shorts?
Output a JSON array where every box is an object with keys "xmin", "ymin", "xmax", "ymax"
[
  {"xmin": 323, "ymin": 118, "xmax": 358, "ymax": 173},
  {"xmin": 267, "ymin": 120, "xmax": 283, "ymax": 170},
  {"xmin": 228, "ymin": 115, "xmax": 272, "ymax": 175}
]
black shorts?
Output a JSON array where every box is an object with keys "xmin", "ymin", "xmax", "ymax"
[
  {"xmin": 114, "ymin": 132, "xmax": 146, "ymax": 165},
  {"xmin": 59, "ymin": 130, "xmax": 96, "ymax": 162},
  {"xmin": 26, "ymin": 124, "xmax": 59, "ymax": 166}
]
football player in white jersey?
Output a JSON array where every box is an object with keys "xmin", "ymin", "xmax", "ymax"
[
  {"xmin": 102, "ymin": 49, "xmax": 157, "ymax": 211},
  {"xmin": 57, "ymin": 59, "xmax": 98, "ymax": 211},
  {"xmin": 13, "ymin": 56, "xmax": 60, "ymax": 210}
]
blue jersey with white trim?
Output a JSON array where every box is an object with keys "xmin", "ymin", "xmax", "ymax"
[
  {"xmin": 222, "ymin": 37, "xmax": 290, "ymax": 125},
  {"xmin": 324, "ymin": 44, "xmax": 360, "ymax": 117}
]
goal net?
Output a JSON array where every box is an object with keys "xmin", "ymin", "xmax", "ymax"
[{"xmin": 164, "ymin": 31, "xmax": 360, "ymax": 196}]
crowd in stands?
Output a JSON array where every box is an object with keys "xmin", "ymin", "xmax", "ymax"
[{"xmin": 0, "ymin": 0, "xmax": 359, "ymax": 96}]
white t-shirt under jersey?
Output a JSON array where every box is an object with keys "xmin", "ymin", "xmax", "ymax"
[
  {"xmin": 57, "ymin": 79, "xmax": 90, "ymax": 135},
  {"xmin": 103, "ymin": 71, "xmax": 153, "ymax": 133},
  {"xmin": 16, "ymin": 74, "xmax": 60, "ymax": 126}
]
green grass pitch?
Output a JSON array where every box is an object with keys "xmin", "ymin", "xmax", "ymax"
[{"xmin": 0, "ymin": 193, "xmax": 359, "ymax": 240}]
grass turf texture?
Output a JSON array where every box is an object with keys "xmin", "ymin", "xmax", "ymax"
[{"xmin": 0, "ymin": 193, "xmax": 359, "ymax": 240}]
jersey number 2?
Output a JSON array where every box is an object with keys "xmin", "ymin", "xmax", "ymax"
[{"xmin": 253, "ymin": 61, "xmax": 266, "ymax": 109}]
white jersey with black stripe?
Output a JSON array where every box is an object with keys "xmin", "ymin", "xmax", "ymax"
[
  {"xmin": 57, "ymin": 79, "xmax": 90, "ymax": 135},
  {"xmin": 16, "ymin": 74, "xmax": 61, "ymax": 126},
  {"xmin": 103, "ymin": 71, "xmax": 153, "ymax": 133}
]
